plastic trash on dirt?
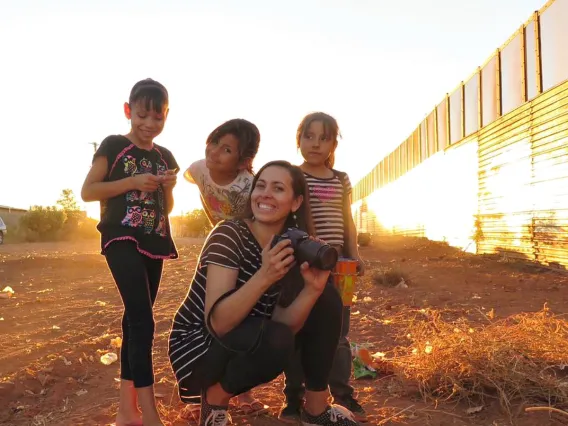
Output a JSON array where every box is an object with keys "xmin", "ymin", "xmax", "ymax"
[
  {"xmin": 395, "ymin": 279, "xmax": 408, "ymax": 289},
  {"xmin": 100, "ymin": 352, "xmax": 118, "ymax": 365},
  {"xmin": 0, "ymin": 286, "xmax": 14, "ymax": 299},
  {"xmin": 350, "ymin": 343, "xmax": 377, "ymax": 379}
]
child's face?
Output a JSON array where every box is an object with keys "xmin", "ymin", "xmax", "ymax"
[
  {"xmin": 125, "ymin": 101, "xmax": 168, "ymax": 144},
  {"xmin": 299, "ymin": 120, "xmax": 335, "ymax": 167},
  {"xmin": 205, "ymin": 134, "xmax": 241, "ymax": 174}
]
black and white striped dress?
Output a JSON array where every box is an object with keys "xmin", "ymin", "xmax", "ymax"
[
  {"xmin": 304, "ymin": 171, "xmax": 352, "ymax": 247},
  {"xmin": 168, "ymin": 219, "xmax": 280, "ymax": 402}
]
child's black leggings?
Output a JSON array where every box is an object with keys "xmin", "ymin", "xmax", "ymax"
[{"xmin": 105, "ymin": 240, "xmax": 163, "ymax": 388}]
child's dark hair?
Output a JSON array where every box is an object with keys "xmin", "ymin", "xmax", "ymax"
[
  {"xmin": 242, "ymin": 160, "xmax": 315, "ymax": 236},
  {"xmin": 296, "ymin": 112, "xmax": 341, "ymax": 169},
  {"xmin": 206, "ymin": 119, "xmax": 260, "ymax": 174},
  {"xmin": 129, "ymin": 78, "xmax": 169, "ymax": 114}
]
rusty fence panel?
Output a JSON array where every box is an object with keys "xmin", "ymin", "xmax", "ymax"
[
  {"xmin": 476, "ymin": 103, "xmax": 533, "ymax": 259},
  {"xmin": 530, "ymin": 82, "xmax": 568, "ymax": 267}
]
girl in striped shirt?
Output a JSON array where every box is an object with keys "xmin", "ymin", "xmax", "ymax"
[{"xmin": 280, "ymin": 112, "xmax": 368, "ymax": 423}]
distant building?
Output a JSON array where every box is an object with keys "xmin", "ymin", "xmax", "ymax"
[{"xmin": 0, "ymin": 205, "xmax": 28, "ymax": 229}]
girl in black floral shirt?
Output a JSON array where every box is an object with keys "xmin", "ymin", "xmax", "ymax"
[{"xmin": 81, "ymin": 78, "xmax": 178, "ymax": 426}]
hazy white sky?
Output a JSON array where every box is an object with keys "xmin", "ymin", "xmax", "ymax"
[{"xmin": 0, "ymin": 0, "xmax": 545, "ymax": 217}]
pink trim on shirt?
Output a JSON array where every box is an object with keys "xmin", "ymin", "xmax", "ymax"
[
  {"xmin": 103, "ymin": 236, "xmax": 177, "ymax": 260},
  {"xmin": 153, "ymin": 146, "xmax": 167, "ymax": 167}
]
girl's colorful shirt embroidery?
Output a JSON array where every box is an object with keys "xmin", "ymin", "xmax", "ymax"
[
  {"xmin": 94, "ymin": 135, "xmax": 179, "ymax": 259},
  {"xmin": 185, "ymin": 159, "xmax": 253, "ymax": 223}
]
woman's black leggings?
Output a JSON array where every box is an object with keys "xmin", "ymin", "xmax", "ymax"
[
  {"xmin": 105, "ymin": 240, "xmax": 164, "ymax": 388},
  {"xmin": 188, "ymin": 281, "xmax": 342, "ymax": 396}
]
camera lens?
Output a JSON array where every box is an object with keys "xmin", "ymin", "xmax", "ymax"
[
  {"xmin": 296, "ymin": 239, "xmax": 338, "ymax": 271},
  {"xmin": 315, "ymin": 245, "xmax": 338, "ymax": 271}
]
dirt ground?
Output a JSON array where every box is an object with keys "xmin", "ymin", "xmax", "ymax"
[{"xmin": 2, "ymin": 236, "xmax": 568, "ymax": 426}]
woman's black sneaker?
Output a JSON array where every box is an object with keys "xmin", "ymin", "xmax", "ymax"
[
  {"xmin": 301, "ymin": 404, "xmax": 358, "ymax": 425},
  {"xmin": 333, "ymin": 395, "xmax": 367, "ymax": 423},
  {"xmin": 199, "ymin": 393, "xmax": 232, "ymax": 426}
]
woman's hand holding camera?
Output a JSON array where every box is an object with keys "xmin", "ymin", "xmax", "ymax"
[
  {"xmin": 300, "ymin": 261, "xmax": 330, "ymax": 295},
  {"xmin": 259, "ymin": 239, "xmax": 295, "ymax": 286}
]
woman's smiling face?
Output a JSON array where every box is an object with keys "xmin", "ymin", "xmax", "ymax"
[{"xmin": 250, "ymin": 165, "xmax": 303, "ymax": 225}]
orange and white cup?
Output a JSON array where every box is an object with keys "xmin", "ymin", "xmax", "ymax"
[{"xmin": 332, "ymin": 258, "xmax": 358, "ymax": 306}]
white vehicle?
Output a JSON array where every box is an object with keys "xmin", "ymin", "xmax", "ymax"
[{"xmin": 0, "ymin": 216, "xmax": 6, "ymax": 244}]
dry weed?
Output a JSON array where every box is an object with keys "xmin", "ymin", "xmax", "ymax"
[{"xmin": 386, "ymin": 304, "xmax": 568, "ymax": 417}]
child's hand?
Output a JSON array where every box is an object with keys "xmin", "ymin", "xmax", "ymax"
[
  {"xmin": 132, "ymin": 174, "xmax": 161, "ymax": 192},
  {"xmin": 161, "ymin": 170, "xmax": 178, "ymax": 190}
]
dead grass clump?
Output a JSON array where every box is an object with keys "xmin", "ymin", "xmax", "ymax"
[
  {"xmin": 387, "ymin": 305, "xmax": 568, "ymax": 416},
  {"xmin": 372, "ymin": 266, "xmax": 410, "ymax": 288}
]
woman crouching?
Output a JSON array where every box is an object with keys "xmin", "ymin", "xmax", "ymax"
[{"xmin": 168, "ymin": 161, "xmax": 358, "ymax": 426}]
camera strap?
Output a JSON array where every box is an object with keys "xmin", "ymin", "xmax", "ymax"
[{"xmin": 206, "ymin": 289, "xmax": 267, "ymax": 355}]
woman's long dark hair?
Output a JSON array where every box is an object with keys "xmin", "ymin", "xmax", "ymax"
[{"xmin": 242, "ymin": 160, "xmax": 316, "ymax": 236}]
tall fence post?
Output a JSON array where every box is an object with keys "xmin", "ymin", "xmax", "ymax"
[
  {"xmin": 477, "ymin": 67, "xmax": 483, "ymax": 129},
  {"xmin": 496, "ymin": 49, "xmax": 502, "ymax": 117},
  {"xmin": 445, "ymin": 93, "xmax": 451, "ymax": 146},
  {"xmin": 460, "ymin": 82, "xmax": 466, "ymax": 140},
  {"xmin": 533, "ymin": 11, "xmax": 543, "ymax": 95},
  {"xmin": 434, "ymin": 106, "xmax": 439, "ymax": 154},
  {"xmin": 520, "ymin": 25, "xmax": 527, "ymax": 103}
]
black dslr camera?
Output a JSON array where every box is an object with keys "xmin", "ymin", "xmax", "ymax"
[{"xmin": 271, "ymin": 228, "xmax": 338, "ymax": 271}]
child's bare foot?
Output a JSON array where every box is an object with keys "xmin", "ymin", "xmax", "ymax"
[
  {"xmin": 140, "ymin": 412, "xmax": 165, "ymax": 426},
  {"xmin": 115, "ymin": 410, "xmax": 143, "ymax": 426}
]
